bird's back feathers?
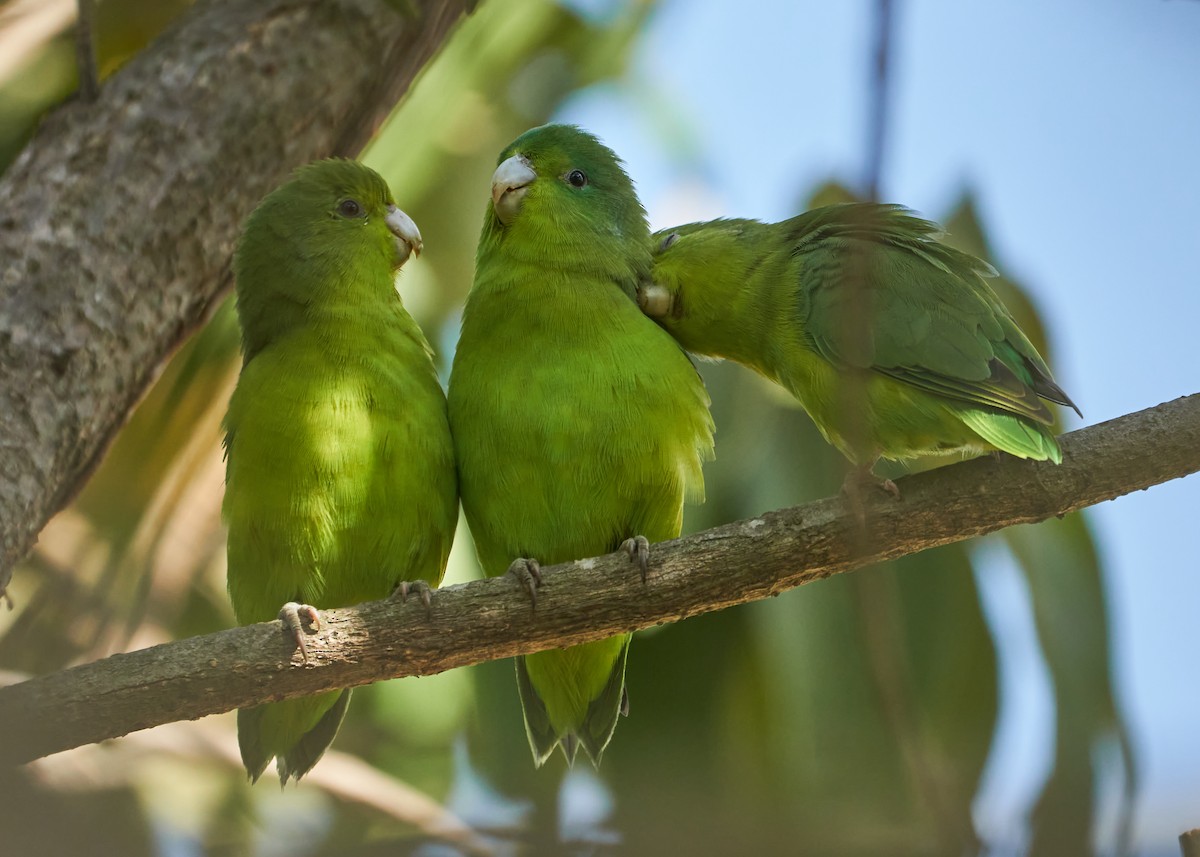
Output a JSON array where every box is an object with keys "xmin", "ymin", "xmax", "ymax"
[{"xmin": 646, "ymin": 203, "xmax": 1076, "ymax": 465}]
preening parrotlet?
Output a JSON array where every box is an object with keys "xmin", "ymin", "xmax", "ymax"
[{"xmin": 640, "ymin": 205, "xmax": 1078, "ymax": 491}]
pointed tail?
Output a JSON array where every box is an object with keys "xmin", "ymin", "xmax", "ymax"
[
  {"xmin": 238, "ymin": 688, "xmax": 352, "ymax": 784},
  {"xmin": 515, "ymin": 636, "xmax": 631, "ymax": 767}
]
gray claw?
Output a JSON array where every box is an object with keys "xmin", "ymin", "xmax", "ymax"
[
  {"xmin": 278, "ymin": 601, "xmax": 321, "ymax": 663},
  {"xmin": 395, "ymin": 579, "xmax": 434, "ymax": 613},
  {"xmin": 840, "ymin": 464, "xmax": 901, "ymax": 527},
  {"xmin": 507, "ymin": 558, "xmax": 542, "ymax": 608},
  {"xmin": 621, "ymin": 535, "xmax": 651, "ymax": 583}
]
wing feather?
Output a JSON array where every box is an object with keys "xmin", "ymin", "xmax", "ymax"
[{"xmin": 793, "ymin": 204, "xmax": 1075, "ymax": 422}]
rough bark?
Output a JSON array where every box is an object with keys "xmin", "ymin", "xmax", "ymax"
[
  {"xmin": 1181, "ymin": 829, "xmax": 1200, "ymax": 857},
  {"xmin": 0, "ymin": 394, "xmax": 1196, "ymax": 766},
  {"xmin": 0, "ymin": 0, "xmax": 472, "ymax": 598}
]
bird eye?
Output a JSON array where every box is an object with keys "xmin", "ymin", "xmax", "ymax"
[
  {"xmin": 566, "ymin": 170, "xmax": 588, "ymax": 188},
  {"xmin": 659, "ymin": 232, "xmax": 680, "ymax": 252},
  {"xmin": 338, "ymin": 198, "xmax": 363, "ymax": 218}
]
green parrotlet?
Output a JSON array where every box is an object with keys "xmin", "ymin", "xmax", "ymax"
[
  {"xmin": 447, "ymin": 125, "xmax": 714, "ymax": 767},
  {"xmin": 638, "ymin": 205, "xmax": 1078, "ymax": 490},
  {"xmin": 222, "ymin": 159, "xmax": 458, "ymax": 783}
]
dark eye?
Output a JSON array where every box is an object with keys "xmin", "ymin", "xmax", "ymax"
[
  {"xmin": 566, "ymin": 170, "xmax": 588, "ymax": 188},
  {"xmin": 338, "ymin": 198, "xmax": 363, "ymax": 218}
]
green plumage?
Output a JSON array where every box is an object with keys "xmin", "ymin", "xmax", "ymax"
[
  {"xmin": 222, "ymin": 160, "xmax": 457, "ymax": 783},
  {"xmin": 641, "ymin": 204, "xmax": 1078, "ymax": 468},
  {"xmin": 448, "ymin": 125, "xmax": 713, "ymax": 766}
]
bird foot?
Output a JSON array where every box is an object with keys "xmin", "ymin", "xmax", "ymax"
[
  {"xmin": 840, "ymin": 467, "xmax": 900, "ymax": 525},
  {"xmin": 393, "ymin": 579, "xmax": 434, "ymax": 614},
  {"xmin": 621, "ymin": 535, "xmax": 651, "ymax": 583},
  {"xmin": 507, "ymin": 557, "xmax": 542, "ymax": 609},
  {"xmin": 278, "ymin": 601, "xmax": 321, "ymax": 663}
]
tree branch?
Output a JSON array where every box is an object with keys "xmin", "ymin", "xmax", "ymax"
[
  {"xmin": 0, "ymin": 0, "xmax": 472, "ymax": 598},
  {"xmin": 0, "ymin": 395, "xmax": 1196, "ymax": 766}
]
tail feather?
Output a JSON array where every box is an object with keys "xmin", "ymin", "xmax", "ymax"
[
  {"xmin": 576, "ymin": 639, "xmax": 631, "ymax": 766},
  {"xmin": 560, "ymin": 733, "xmax": 580, "ymax": 767},
  {"xmin": 277, "ymin": 689, "xmax": 351, "ymax": 784},
  {"xmin": 1024, "ymin": 358, "xmax": 1082, "ymax": 418},
  {"xmin": 515, "ymin": 656, "xmax": 561, "ymax": 768},
  {"xmin": 515, "ymin": 637, "xmax": 631, "ymax": 768},
  {"xmin": 959, "ymin": 408, "xmax": 1062, "ymax": 464},
  {"xmin": 237, "ymin": 706, "xmax": 272, "ymax": 783},
  {"xmin": 237, "ymin": 688, "xmax": 352, "ymax": 785}
]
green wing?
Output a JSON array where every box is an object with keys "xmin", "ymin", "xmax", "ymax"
[{"xmin": 792, "ymin": 204, "xmax": 1079, "ymax": 424}]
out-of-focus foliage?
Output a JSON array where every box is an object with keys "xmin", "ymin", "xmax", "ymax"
[
  {"xmin": 0, "ymin": 0, "xmax": 193, "ymax": 169},
  {"xmin": 942, "ymin": 197, "xmax": 1136, "ymax": 857},
  {"xmin": 0, "ymin": 1, "xmax": 1131, "ymax": 855}
]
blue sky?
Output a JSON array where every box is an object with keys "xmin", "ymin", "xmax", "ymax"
[{"xmin": 557, "ymin": 0, "xmax": 1200, "ymax": 850}]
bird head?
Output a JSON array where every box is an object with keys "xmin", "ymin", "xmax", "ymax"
[
  {"xmin": 638, "ymin": 221, "xmax": 746, "ymax": 321},
  {"xmin": 233, "ymin": 159, "xmax": 422, "ymax": 357},
  {"xmin": 484, "ymin": 125, "xmax": 650, "ymax": 268},
  {"xmin": 275, "ymin": 159, "xmax": 421, "ymax": 269}
]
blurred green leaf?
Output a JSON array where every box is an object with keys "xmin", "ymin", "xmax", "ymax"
[
  {"xmin": 1006, "ymin": 515, "xmax": 1135, "ymax": 857},
  {"xmin": 944, "ymin": 193, "xmax": 1134, "ymax": 855}
]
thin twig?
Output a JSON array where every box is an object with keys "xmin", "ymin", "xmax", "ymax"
[
  {"xmin": 852, "ymin": 2, "xmax": 972, "ymax": 849},
  {"xmin": 74, "ymin": 0, "xmax": 99, "ymax": 101},
  {"xmin": 29, "ymin": 716, "xmax": 496, "ymax": 856},
  {"xmin": 864, "ymin": 0, "xmax": 894, "ymax": 200}
]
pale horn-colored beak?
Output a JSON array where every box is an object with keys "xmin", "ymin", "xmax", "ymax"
[
  {"xmin": 491, "ymin": 155, "xmax": 536, "ymax": 225},
  {"xmin": 637, "ymin": 282, "xmax": 675, "ymax": 319},
  {"xmin": 386, "ymin": 204, "xmax": 423, "ymax": 264}
]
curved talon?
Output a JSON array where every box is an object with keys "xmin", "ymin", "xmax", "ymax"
[
  {"xmin": 278, "ymin": 601, "xmax": 321, "ymax": 663},
  {"xmin": 622, "ymin": 535, "xmax": 651, "ymax": 583},
  {"xmin": 507, "ymin": 558, "xmax": 542, "ymax": 609},
  {"xmin": 396, "ymin": 580, "xmax": 434, "ymax": 613},
  {"xmin": 840, "ymin": 464, "xmax": 901, "ymax": 527}
]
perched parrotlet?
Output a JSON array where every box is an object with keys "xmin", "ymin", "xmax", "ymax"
[
  {"xmin": 222, "ymin": 159, "xmax": 458, "ymax": 783},
  {"xmin": 447, "ymin": 125, "xmax": 714, "ymax": 767},
  {"xmin": 638, "ymin": 204, "xmax": 1078, "ymax": 492}
]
